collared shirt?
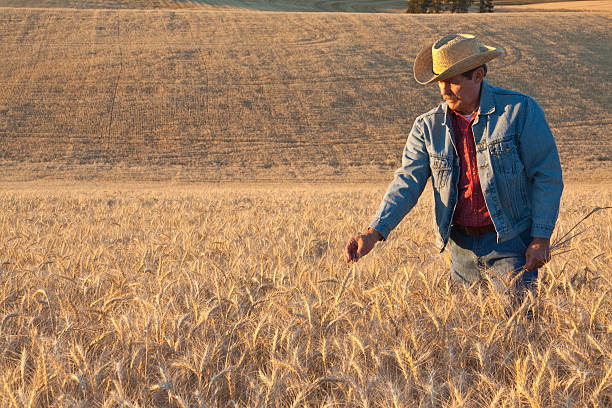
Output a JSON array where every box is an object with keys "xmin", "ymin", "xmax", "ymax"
[
  {"xmin": 369, "ymin": 81, "xmax": 563, "ymax": 250},
  {"xmin": 450, "ymin": 109, "xmax": 493, "ymax": 227}
]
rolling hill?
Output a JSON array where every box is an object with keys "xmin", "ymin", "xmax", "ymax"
[{"xmin": 0, "ymin": 3, "xmax": 610, "ymax": 181}]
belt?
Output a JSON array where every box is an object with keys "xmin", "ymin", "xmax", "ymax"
[{"xmin": 453, "ymin": 223, "xmax": 496, "ymax": 236}]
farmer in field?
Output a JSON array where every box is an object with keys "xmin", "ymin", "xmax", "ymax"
[{"xmin": 345, "ymin": 34, "xmax": 563, "ymax": 299}]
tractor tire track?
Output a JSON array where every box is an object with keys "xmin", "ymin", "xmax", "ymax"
[{"xmin": 106, "ymin": 14, "xmax": 123, "ymax": 152}]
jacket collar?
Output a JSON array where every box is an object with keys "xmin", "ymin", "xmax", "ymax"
[{"xmin": 477, "ymin": 80, "xmax": 496, "ymax": 116}]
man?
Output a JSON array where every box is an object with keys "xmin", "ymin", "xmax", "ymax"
[{"xmin": 344, "ymin": 34, "xmax": 563, "ymax": 298}]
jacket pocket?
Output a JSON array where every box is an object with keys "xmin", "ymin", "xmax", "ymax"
[
  {"xmin": 430, "ymin": 154, "xmax": 453, "ymax": 190},
  {"xmin": 488, "ymin": 136, "xmax": 521, "ymax": 174}
]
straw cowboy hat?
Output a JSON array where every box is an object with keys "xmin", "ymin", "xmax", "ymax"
[{"xmin": 414, "ymin": 34, "xmax": 505, "ymax": 84}]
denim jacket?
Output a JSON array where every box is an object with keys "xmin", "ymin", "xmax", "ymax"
[{"xmin": 369, "ymin": 81, "xmax": 563, "ymax": 250}]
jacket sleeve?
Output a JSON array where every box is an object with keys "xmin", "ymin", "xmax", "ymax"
[
  {"xmin": 369, "ymin": 118, "xmax": 431, "ymax": 239},
  {"xmin": 519, "ymin": 97, "xmax": 564, "ymax": 239}
]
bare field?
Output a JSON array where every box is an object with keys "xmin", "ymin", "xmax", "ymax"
[
  {"xmin": 497, "ymin": 1, "xmax": 612, "ymax": 12},
  {"xmin": 0, "ymin": 181, "xmax": 610, "ymax": 406},
  {"xmin": 0, "ymin": 8, "xmax": 610, "ymax": 182}
]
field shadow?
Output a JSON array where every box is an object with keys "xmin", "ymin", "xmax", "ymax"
[
  {"xmin": 172, "ymin": 0, "xmax": 408, "ymax": 13},
  {"xmin": 0, "ymin": 0, "xmax": 407, "ymax": 12}
]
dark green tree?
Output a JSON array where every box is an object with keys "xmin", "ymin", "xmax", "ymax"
[
  {"xmin": 460, "ymin": 0, "xmax": 472, "ymax": 12},
  {"xmin": 407, "ymin": 0, "xmax": 428, "ymax": 13},
  {"xmin": 479, "ymin": 0, "xmax": 494, "ymax": 12},
  {"xmin": 408, "ymin": 0, "xmax": 493, "ymax": 13},
  {"xmin": 448, "ymin": 0, "xmax": 471, "ymax": 12},
  {"xmin": 429, "ymin": 0, "xmax": 444, "ymax": 12}
]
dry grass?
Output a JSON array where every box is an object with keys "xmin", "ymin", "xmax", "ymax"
[
  {"xmin": 0, "ymin": 7, "xmax": 610, "ymax": 182},
  {"xmin": 0, "ymin": 181, "xmax": 610, "ymax": 407}
]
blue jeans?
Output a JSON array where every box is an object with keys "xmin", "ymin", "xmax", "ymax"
[{"xmin": 449, "ymin": 226, "xmax": 538, "ymax": 303}]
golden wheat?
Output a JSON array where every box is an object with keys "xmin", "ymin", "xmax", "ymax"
[
  {"xmin": 1, "ymin": 1, "xmax": 611, "ymax": 406},
  {"xmin": 0, "ymin": 181, "xmax": 610, "ymax": 406}
]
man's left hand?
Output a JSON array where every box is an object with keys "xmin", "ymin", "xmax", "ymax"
[{"xmin": 524, "ymin": 237, "xmax": 551, "ymax": 271}]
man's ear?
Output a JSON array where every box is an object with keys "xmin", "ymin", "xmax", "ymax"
[{"xmin": 474, "ymin": 67, "xmax": 485, "ymax": 84}]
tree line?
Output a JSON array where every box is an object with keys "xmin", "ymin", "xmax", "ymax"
[{"xmin": 407, "ymin": 0, "xmax": 494, "ymax": 13}]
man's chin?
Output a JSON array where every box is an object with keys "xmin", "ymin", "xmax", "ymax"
[{"xmin": 445, "ymin": 100, "xmax": 458, "ymax": 109}]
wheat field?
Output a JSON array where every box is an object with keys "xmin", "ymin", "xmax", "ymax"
[
  {"xmin": 0, "ymin": 181, "xmax": 610, "ymax": 407},
  {"xmin": 1, "ymin": 0, "xmax": 612, "ymax": 406}
]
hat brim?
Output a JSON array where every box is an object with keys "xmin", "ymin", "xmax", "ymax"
[{"xmin": 413, "ymin": 43, "xmax": 505, "ymax": 85}]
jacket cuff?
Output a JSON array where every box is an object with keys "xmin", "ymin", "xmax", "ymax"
[
  {"xmin": 369, "ymin": 220, "xmax": 390, "ymax": 241},
  {"xmin": 531, "ymin": 223, "xmax": 554, "ymax": 239}
]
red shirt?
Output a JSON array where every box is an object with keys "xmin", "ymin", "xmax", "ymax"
[{"xmin": 450, "ymin": 110, "xmax": 493, "ymax": 227}]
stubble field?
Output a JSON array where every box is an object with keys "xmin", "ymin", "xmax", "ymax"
[
  {"xmin": 0, "ymin": 7, "xmax": 610, "ymax": 181},
  {"xmin": 1, "ymin": 1, "xmax": 612, "ymax": 407}
]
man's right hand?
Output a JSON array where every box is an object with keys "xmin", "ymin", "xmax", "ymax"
[{"xmin": 344, "ymin": 228, "xmax": 383, "ymax": 263}]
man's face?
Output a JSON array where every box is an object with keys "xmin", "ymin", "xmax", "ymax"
[{"xmin": 437, "ymin": 69, "xmax": 483, "ymax": 114}]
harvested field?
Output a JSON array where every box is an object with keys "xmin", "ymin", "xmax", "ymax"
[
  {"xmin": 0, "ymin": 7, "xmax": 610, "ymax": 182},
  {"xmin": 497, "ymin": 1, "xmax": 612, "ymax": 12}
]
